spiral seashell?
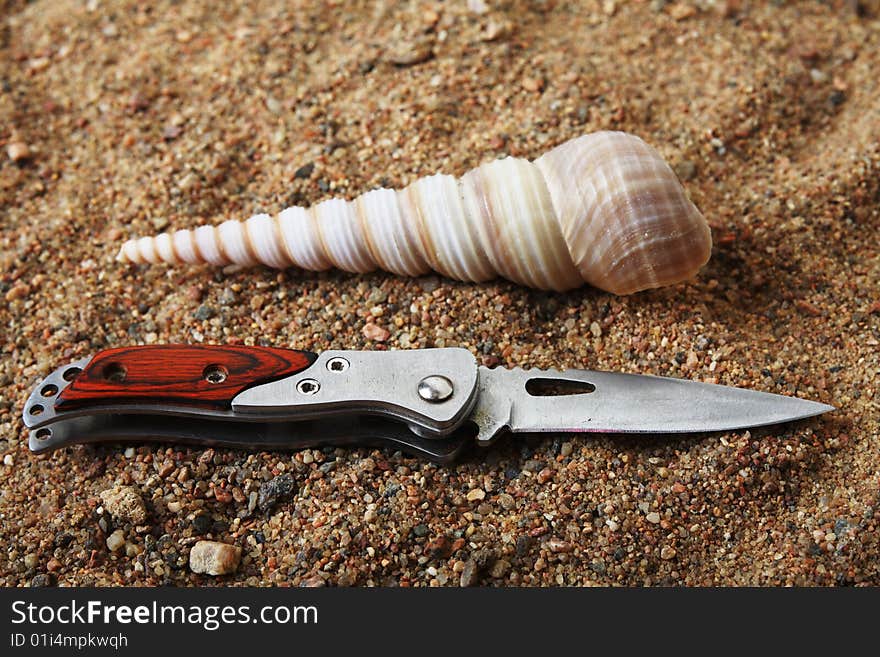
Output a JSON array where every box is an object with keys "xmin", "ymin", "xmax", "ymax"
[{"xmin": 118, "ymin": 131, "xmax": 711, "ymax": 294}]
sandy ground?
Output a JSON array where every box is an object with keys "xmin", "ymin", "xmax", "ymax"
[{"xmin": 1, "ymin": 0, "xmax": 878, "ymax": 586}]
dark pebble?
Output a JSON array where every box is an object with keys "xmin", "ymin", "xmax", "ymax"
[
  {"xmin": 191, "ymin": 513, "xmax": 213, "ymax": 534},
  {"xmin": 194, "ymin": 305, "xmax": 214, "ymax": 320},
  {"xmin": 413, "ymin": 524, "xmax": 428, "ymax": 537},
  {"xmin": 515, "ymin": 535, "xmax": 534, "ymax": 557},
  {"xmin": 294, "ymin": 162, "xmax": 315, "ymax": 179},
  {"xmin": 258, "ymin": 473, "xmax": 297, "ymax": 513},
  {"xmin": 30, "ymin": 573, "xmax": 56, "ymax": 587}
]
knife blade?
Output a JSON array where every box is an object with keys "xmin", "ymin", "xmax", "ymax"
[{"xmin": 22, "ymin": 344, "xmax": 834, "ymax": 462}]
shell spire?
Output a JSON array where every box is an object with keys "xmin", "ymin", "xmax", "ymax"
[{"xmin": 117, "ymin": 131, "xmax": 712, "ymax": 295}]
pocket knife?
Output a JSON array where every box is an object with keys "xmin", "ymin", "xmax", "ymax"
[{"xmin": 22, "ymin": 345, "xmax": 834, "ymax": 463}]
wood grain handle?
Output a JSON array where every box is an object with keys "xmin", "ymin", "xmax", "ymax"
[{"xmin": 56, "ymin": 345, "xmax": 317, "ymax": 410}]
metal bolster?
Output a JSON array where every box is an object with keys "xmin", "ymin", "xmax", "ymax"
[{"xmin": 231, "ymin": 348, "xmax": 480, "ymax": 435}]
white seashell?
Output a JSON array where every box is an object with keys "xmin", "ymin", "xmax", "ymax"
[{"xmin": 117, "ymin": 131, "xmax": 712, "ymax": 294}]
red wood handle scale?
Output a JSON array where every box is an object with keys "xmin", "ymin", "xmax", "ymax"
[{"xmin": 57, "ymin": 345, "xmax": 317, "ymax": 410}]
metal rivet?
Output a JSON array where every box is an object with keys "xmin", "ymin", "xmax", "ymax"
[
  {"xmin": 297, "ymin": 379, "xmax": 320, "ymax": 395},
  {"xmin": 203, "ymin": 364, "xmax": 228, "ymax": 384},
  {"xmin": 326, "ymin": 357, "xmax": 350, "ymax": 373},
  {"xmin": 418, "ymin": 375, "xmax": 453, "ymax": 403}
]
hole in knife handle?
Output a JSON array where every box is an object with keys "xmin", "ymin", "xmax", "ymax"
[
  {"xmin": 41, "ymin": 384, "xmax": 59, "ymax": 397},
  {"xmin": 102, "ymin": 362, "xmax": 127, "ymax": 384},
  {"xmin": 62, "ymin": 367, "xmax": 82, "ymax": 382},
  {"xmin": 203, "ymin": 364, "xmax": 228, "ymax": 384},
  {"xmin": 29, "ymin": 404, "xmax": 44, "ymax": 416},
  {"xmin": 525, "ymin": 378, "xmax": 596, "ymax": 397},
  {"xmin": 35, "ymin": 427, "xmax": 51, "ymax": 440}
]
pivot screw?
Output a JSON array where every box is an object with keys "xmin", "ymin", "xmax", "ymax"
[{"xmin": 418, "ymin": 375, "xmax": 453, "ymax": 403}]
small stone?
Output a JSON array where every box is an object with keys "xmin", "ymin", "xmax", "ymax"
[
  {"xmin": 547, "ymin": 539, "xmax": 573, "ymax": 553},
  {"xmin": 536, "ymin": 468, "xmax": 553, "ymax": 484},
  {"xmin": 425, "ymin": 536, "xmax": 452, "ymax": 558},
  {"xmin": 660, "ymin": 546, "xmax": 677, "ymax": 560},
  {"xmin": 213, "ymin": 488, "xmax": 233, "ymax": 504},
  {"xmin": 386, "ymin": 40, "xmax": 434, "ymax": 66},
  {"xmin": 674, "ymin": 160, "xmax": 697, "ymax": 181},
  {"xmin": 667, "ymin": 2, "xmax": 696, "ymax": 20},
  {"xmin": 481, "ymin": 20, "xmax": 511, "ymax": 42},
  {"xmin": 364, "ymin": 506, "xmax": 378, "ymax": 523},
  {"xmin": 362, "ymin": 322, "xmax": 390, "ymax": 342},
  {"xmin": 258, "ymin": 473, "xmax": 296, "ymax": 512},
  {"xmin": 30, "ymin": 573, "xmax": 56, "ymax": 587},
  {"xmin": 413, "ymin": 524, "xmax": 429, "ymax": 537},
  {"xmin": 646, "ymin": 512, "xmax": 661, "ymax": 524},
  {"xmin": 294, "ymin": 162, "xmax": 315, "ymax": 179},
  {"xmin": 193, "ymin": 305, "xmax": 214, "ymax": 320},
  {"xmin": 192, "ymin": 514, "xmax": 213, "ymax": 534},
  {"xmin": 490, "ymin": 559, "xmax": 510, "ymax": 579},
  {"xmin": 522, "ymin": 76, "xmax": 544, "ymax": 93},
  {"xmin": 459, "ymin": 559, "xmax": 480, "ymax": 587},
  {"xmin": 100, "ymin": 485, "xmax": 147, "ymax": 524},
  {"xmin": 498, "ymin": 493, "xmax": 515, "ymax": 510},
  {"xmin": 46, "ymin": 558, "xmax": 62, "ymax": 572},
  {"xmin": 162, "ymin": 124, "xmax": 183, "ymax": 140},
  {"xmin": 560, "ymin": 442, "xmax": 573, "ymax": 457},
  {"xmin": 300, "ymin": 574, "xmax": 326, "ymax": 587},
  {"xmin": 590, "ymin": 321, "xmax": 603, "ymax": 338},
  {"xmin": 106, "ymin": 529, "xmax": 126, "ymax": 552},
  {"xmin": 189, "ymin": 540, "xmax": 242, "ymax": 576},
  {"xmin": 3, "ymin": 454, "xmax": 13, "ymax": 466},
  {"xmin": 7, "ymin": 141, "xmax": 30, "ymax": 162},
  {"xmin": 24, "ymin": 553, "xmax": 38, "ymax": 569},
  {"xmin": 466, "ymin": 488, "xmax": 486, "ymax": 502}
]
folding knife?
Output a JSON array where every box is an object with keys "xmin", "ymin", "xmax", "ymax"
[{"xmin": 22, "ymin": 345, "xmax": 834, "ymax": 463}]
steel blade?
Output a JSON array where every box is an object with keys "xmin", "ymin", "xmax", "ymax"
[{"xmin": 470, "ymin": 366, "xmax": 834, "ymax": 443}]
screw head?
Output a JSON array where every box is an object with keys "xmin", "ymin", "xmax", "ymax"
[
  {"xmin": 326, "ymin": 357, "xmax": 350, "ymax": 373},
  {"xmin": 296, "ymin": 379, "xmax": 320, "ymax": 395},
  {"xmin": 417, "ymin": 375, "xmax": 454, "ymax": 403}
]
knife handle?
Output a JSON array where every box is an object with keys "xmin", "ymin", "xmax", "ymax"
[{"xmin": 55, "ymin": 345, "xmax": 317, "ymax": 410}]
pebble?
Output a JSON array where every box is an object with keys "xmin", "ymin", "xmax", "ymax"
[
  {"xmin": 674, "ymin": 160, "xmax": 697, "ymax": 181},
  {"xmin": 258, "ymin": 473, "xmax": 297, "ymax": 512},
  {"xmin": 7, "ymin": 141, "xmax": 29, "ymax": 162},
  {"xmin": 466, "ymin": 488, "xmax": 486, "ymax": 502},
  {"xmin": 646, "ymin": 512, "xmax": 661, "ymax": 524},
  {"xmin": 660, "ymin": 546, "xmax": 677, "ymax": 560},
  {"xmin": 24, "ymin": 553, "xmax": 38, "ymax": 569},
  {"xmin": 106, "ymin": 529, "xmax": 126, "ymax": 552},
  {"xmin": 189, "ymin": 541, "xmax": 242, "ymax": 576},
  {"xmin": 362, "ymin": 322, "xmax": 390, "ymax": 342},
  {"xmin": 490, "ymin": 559, "xmax": 511, "ymax": 579},
  {"xmin": 459, "ymin": 559, "xmax": 480, "ymax": 587},
  {"xmin": 3, "ymin": 454, "xmax": 13, "ymax": 466},
  {"xmin": 522, "ymin": 76, "xmax": 544, "ymax": 93},
  {"xmin": 386, "ymin": 40, "xmax": 433, "ymax": 66},
  {"xmin": 191, "ymin": 513, "xmax": 213, "ymax": 534},
  {"xmin": 100, "ymin": 486, "xmax": 147, "ymax": 524},
  {"xmin": 498, "ymin": 493, "xmax": 515, "ymax": 510}
]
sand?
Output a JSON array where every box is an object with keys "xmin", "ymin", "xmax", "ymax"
[{"xmin": 1, "ymin": 0, "xmax": 878, "ymax": 586}]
